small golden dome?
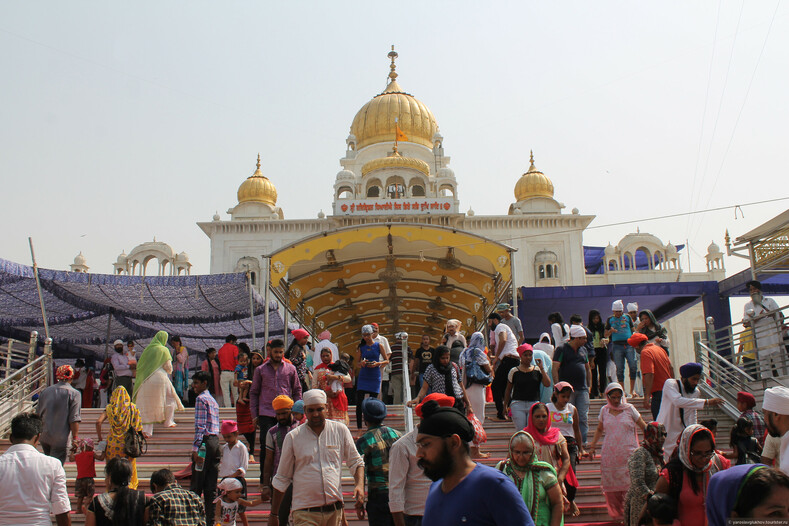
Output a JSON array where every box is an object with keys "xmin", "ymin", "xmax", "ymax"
[
  {"xmin": 237, "ymin": 154, "xmax": 278, "ymax": 206},
  {"xmin": 515, "ymin": 151, "xmax": 554, "ymax": 201},
  {"xmin": 350, "ymin": 47, "xmax": 439, "ymax": 150},
  {"xmin": 361, "ymin": 149, "xmax": 430, "ymax": 177}
]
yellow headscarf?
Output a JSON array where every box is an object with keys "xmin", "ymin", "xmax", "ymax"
[{"xmin": 107, "ymin": 386, "xmax": 134, "ymax": 436}]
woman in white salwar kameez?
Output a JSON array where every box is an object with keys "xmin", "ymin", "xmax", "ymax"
[{"xmin": 132, "ymin": 331, "xmax": 184, "ymax": 437}]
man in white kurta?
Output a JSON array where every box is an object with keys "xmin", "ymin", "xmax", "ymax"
[
  {"xmin": 743, "ymin": 280, "xmax": 786, "ymax": 379},
  {"xmin": 656, "ymin": 362, "xmax": 723, "ymax": 460},
  {"xmin": 762, "ymin": 386, "xmax": 789, "ymax": 476}
]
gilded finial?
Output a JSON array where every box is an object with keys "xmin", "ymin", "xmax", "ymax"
[
  {"xmin": 256, "ymin": 153, "xmax": 261, "ymax": 170},
  {"xmin": 529, "ymin": 150, "xmax": 536, "ymax": 170},
  {"xmin": 388, "ymin": 45, "xmax": 398, "ymax": 82}
]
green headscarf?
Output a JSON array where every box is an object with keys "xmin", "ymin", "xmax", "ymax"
[
  {"xmin": 132, "ymin": 331, "xmax": 172, "ymax": 402},
  {"xmin": 497, "ymin": 431, "xmax": 558, "ymax": 523}
]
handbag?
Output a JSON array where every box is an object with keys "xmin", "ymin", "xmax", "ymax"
[
  {"xmin": 465, "ymin": 349, "xmax": 492, "ymax": 386},
  {"xmin": 468, "ymin": 411, "xmax": 487, "ymax": 445},
  {"xmin": 123, "ymin": 426, "xmax": 147, "ymax": 458}
]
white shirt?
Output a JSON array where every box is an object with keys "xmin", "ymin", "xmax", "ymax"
[
  {"xmin": 0, "ymin": 443, "xmax": 71, "ymax": 525},
  {"xmin": 780, "ymin": 431, "xmax": 789, "ymax": 477},
  {"xmin": 763, "ymin": 433, "xmax": 782, "ymax": 466},
  {"xmin": 110, "ymin": 351, "xmax": 133, "ymax": 377},
  {"xmin": 656, "ymin": 378, "xmax": 705, "ymax": 460},
  {"xmin": 312, "ymin": 339, "xmax": 339, "ymax": 369},
  {"xmin": 375, "ymin": 334, "xmax": 392, "ymax": 357},
  {"xmin": 218, "ymin": 440, "xmax": 249, "ymax": 478},
  {"xmin": 551, "ymin": 323, "xmax": 570, "ymax": 347},
  {"xmin": 272, "ymin": 418, "xmax": 364, "ymax": 511},
  {"xmin": 744, "ymin": 297, "xmax": 784, "ymax": 356},
  {"xmin": 494, "ymin": 323, "xmax": 519, "ymax": 360},
  {"xmin": 388, "ymin": 429, "xmax": 431, "ymax": 516}
]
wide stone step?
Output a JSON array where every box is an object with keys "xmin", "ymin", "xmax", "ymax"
[{"xmin": 6, "ymin": 396, "xmax": 731, "ymax": 526}]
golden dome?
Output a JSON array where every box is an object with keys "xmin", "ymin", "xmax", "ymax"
[
  {"xmin": 515, "ymin": 151, "xmax": 554, "ymax": 201},
  {"xmin": 237, "ymin": 154, "xmax": 278, "ymax": 206},
  {"xmin": 350, "ymin": 47, "xmax": 439, "ymax": 150},
  {"xmin": 362, "ymin": 149, "xmax": 430, "ymax": 177}
]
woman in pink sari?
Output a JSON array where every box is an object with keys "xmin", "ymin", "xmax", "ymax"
[
  {"xmin": 588, "ymin": 382, "xmax": 647, "ymax": 520},
  {"xmin": 312, "ymin": 347, "xmax": 351, "ymax": 425}
]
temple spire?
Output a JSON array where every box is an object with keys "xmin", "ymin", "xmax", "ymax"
[{"xmin": 388, "ymin": 45, "xmax": 398, "ymax": 82}]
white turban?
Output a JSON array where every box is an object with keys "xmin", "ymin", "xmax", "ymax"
[
  {"xmin": 303, "ymin": 388, "xmax": 327, "ymax": 406},
  {"xmin": 763, "ymin": 386, "xmax": 789, "ymax": 415},
  {"xmin": 361, "ymin": 324, "xmax": 374, "ymax": 335},
  {"xmin": 569, "ymin": 325, "xmax": 586, "ymax": 338},
  {"xmin": 626, "ymin": 302, "xmax": 638, "ymax": 313},
  {"xmin": 612, "ymin": 300, "xmax": 624, "ymax": 311}
]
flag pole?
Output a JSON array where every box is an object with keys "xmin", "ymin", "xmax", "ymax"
[{"xmin": 394, "ymin": 117, "xmax": 399, "ymax": 153}]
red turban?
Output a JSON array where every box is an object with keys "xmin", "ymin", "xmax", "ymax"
[
  {"xmin": 517, "ymin": 343, "xmax": 533, "ymax": 356},
  {"xmin": 291, "ymin": 329, "xmax": 309, "ymax": 341},
  {"xmin": 56, "ymin": 365, "xmax": 74, "ymax": 381},
  {"xmin": 737, "ymin": 391, "xmax": 756, "ymax": 409},
  {"xmin": 415, "ymin": 393, "xmax": 455, "ymax": 417},
  {"xmin": 371, "ymin": 322, "xmax": 379, "ymax": 329},
  {"xmin": 627, "ymin": 333, "xmax": 648, "ymax": 347}
]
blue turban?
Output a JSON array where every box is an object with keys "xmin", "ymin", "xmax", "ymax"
[
  {"xmin": 706, "ymin": 464, "xmax": 766, "ymax": 526},
  {"xmin": 679, "ymin": 362, "xmax": 702, "ymax": 378}
]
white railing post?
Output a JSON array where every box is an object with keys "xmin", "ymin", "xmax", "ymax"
[
  {"xmin": 27, "ymin": 331, "xmax": 38, "ymax": 363},
  {"xmin": 44, "ymin": 338, "xmax": 53, "ymax": 387},
  {"xmin": 396, "ymin": 332, "xmax": 414, "ymax": 433}
]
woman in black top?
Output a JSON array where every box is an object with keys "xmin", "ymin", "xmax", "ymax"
[
  {"xmin": 86, "ymin": 457, "xmax": 147, "ymax": 526},
  {"xmin": 588, "ymin": 309, "xmax": 607, "ymax": 398},
  {"xmin": 504, "ymin": 344, "xmax": 550, "ymax": 431}
]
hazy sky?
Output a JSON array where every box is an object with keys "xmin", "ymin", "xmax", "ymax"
[{"xmin": 1, "ymin": 2, "xmax": 787, "ymax": 279}]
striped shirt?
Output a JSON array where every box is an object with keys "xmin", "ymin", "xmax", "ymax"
[
  {"xmin": 356, "ymin": 425, "xmax": 402, "ymax": 491},
  {"xmin": 193, "ymin": 390, "xmax": 220, "ymax": 451}
]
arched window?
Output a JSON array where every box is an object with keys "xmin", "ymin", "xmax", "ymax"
[
  {"xmin": 367, "ymin": 186, "xmax": 380, "ymax": 197},
  {"xmin": 553, "ymin": 265, "xmax": 558, "ymax": 277},
  {"xmin": 411, "ymin": 184, "xmax": 425, "ymax": 197},
  {"xmin": 539, "ymin": 265, "xmax": 545, "ymax": 279},
  {"xmin": 546, "ymin": 265, "xmax": 553, "ymax": 278},
  {"xmin": 337, "ymin": 186, "xmax": 353, "ymax": 199},
  {"xmin": 250, "ymin": 272, "xmax": 256, "ymax": 285}
]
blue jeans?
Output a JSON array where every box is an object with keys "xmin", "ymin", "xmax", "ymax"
[
  {"xmin": 612, "ymin": 342, "xmax": 637, "ymax": 383},
  {"xmin": 569, "ymin": 389, "xmax": 589, "ymax": 444},
  {"xmin": 510, "ymin": 400, "xmax": 539, "ymax": 431}
]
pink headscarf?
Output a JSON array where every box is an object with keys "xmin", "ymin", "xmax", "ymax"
[
  {"xmin": 523, "ymin": 402, "xmax": 562, "ymax": 446},
  {"xmin": 318, "ymin": 330, "xmax": 331, "ymax": 340}
]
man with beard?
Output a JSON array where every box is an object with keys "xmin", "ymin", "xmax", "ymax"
[
  {"xmin": 762, "ymin": 386, "xmax": 789, "ymax": 476},
  {"xmin": 390, "ymin": 394, "xmax": 453, "ymax": 526},
  {"xmin": 416, "ymin": 400, "xmax": 534, "ymax": 526},
  {"xmin": 270, "ymin": 389, "xmax": 364, "ymax": 526},
  {"xmin": 251, "ymin": 339, "xmax": 302, "ymax": 495},
  {"xmin": 260, "ymin": 395, "xmax": 298, "ymax": 501},
  {"xmin": 743, "ymin": 280, "xmax": 786, "ymax": 378},
  {"xmin": 656, "ymin": 362, "xmax": 723, "ymax": 460},
  {"xmin": 110, "ymin": 339, "xmax": 134, "ymax": 396}
]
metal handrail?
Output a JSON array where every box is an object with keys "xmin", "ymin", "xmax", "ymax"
[{"xmin": 0, "ymin": 332, "xmax": 52, "ymax": 438}]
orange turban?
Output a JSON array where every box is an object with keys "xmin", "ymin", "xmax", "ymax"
[{"xmin": 272, "ymin": 395, "xmax": 294, "ymax": 411}]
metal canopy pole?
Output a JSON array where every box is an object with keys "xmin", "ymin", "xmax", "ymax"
[
  {"xmin": 248, "ymin": 270, "xmax": 257, "ymax": 351},
  {"xmin": 510, "ymin": 249, "xmax": 518, "ymax": 318},
  {"xmin": 28, "ymin": 238, "xmax": 50, "ymax": 340},
  {"xmin": 263, "ymin": 257, "xmax": 271, "ymax": 355}
]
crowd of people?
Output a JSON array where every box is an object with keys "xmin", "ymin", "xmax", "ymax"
[{"xmin": 1, "ymin": 281, "xmax": 789, "ymax": 525}]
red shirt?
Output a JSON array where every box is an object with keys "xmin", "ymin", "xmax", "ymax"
[
  {"xmin": 218, "ymin": 343, "xmax": 239, "ymax": 371},
  {"xmin": 640, "ymin": 343, "xmax": 672, "ymax": 394},
  {"xmin": 75, "ymin": 450, "xmax": 96, "ymax": 479}
]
